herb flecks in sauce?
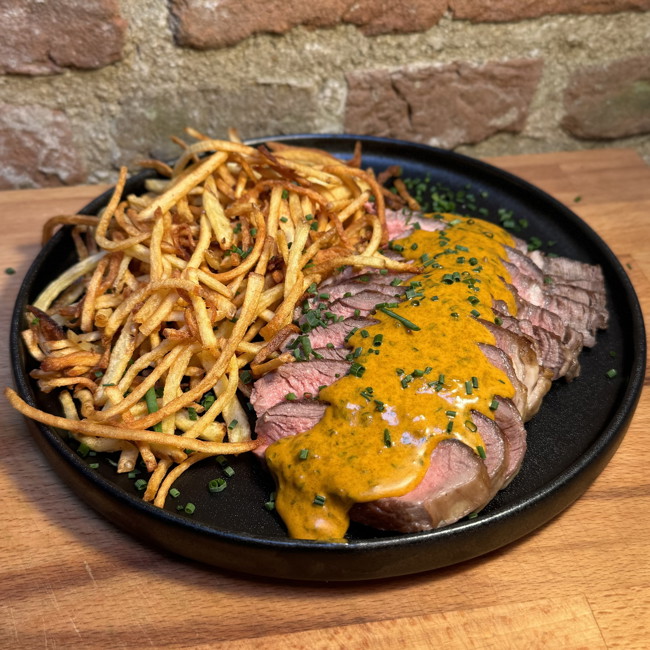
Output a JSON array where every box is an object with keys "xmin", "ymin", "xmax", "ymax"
[{"xmin": 265, "ymin": 215, "xmax": 517, "ymax": 541}]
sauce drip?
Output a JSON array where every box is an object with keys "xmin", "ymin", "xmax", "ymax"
[{"xmin": 265, "ymin": 215, "xmax": 517, "ymax": 541}]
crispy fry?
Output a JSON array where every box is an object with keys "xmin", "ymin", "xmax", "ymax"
[
  {"xmin": 6, "ymin": 388, "xmax": 258, "ymax": 454},
  {"xmin": 42, "ymin": 214, "xmax": 99, "ymax": 245}
]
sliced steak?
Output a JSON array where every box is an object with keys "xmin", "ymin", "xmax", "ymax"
[
  {"xmin": 283, "ymin": 316, "xmax": 377, "ymax": 352},
  {"xmin": 301, "ymin": 279, "xmax": 402, "ymax": 314},
  {"xmin": 496, "ymin": 311, "xmax": 581, "ymax": 380},
  {"xmin": 250, "ymin": 358, "xmax": 349, "ymax": 416},
  {"xmin": 470, "ymin": 410, "xmax": 509, "ymax": 496},
  {"xmin": 492, "ymin": 396, "xmax": 527, "ymax": 486},
  {"xmin": 528, "ymin": 250, "xmax": 606, "ymax": 287},
  {"xmin": 385, "ymin": 209, "xmax": 446, "ymax": 239},
  {"xmin": 506, "ymin": 272, "xmax": 607, "ymax": 342},
  {"xmin": 349, "ymin": 439, "xmax": 491, "ymax": 533},
  {"xmin": 254, "ymin": 399, "xmax": 327, "ymax": 458},
  {"xmin": 479, "ymin": 318, "xmax": 551, "ymax": 418},
  {"xmin": 477, "ymin": 343, "xmax": 528, "ymax": 418},
  {"xmin": 251, "ymin": 208, "xmax": 606, "ymax": 536},
  {"xmin": 504, "ymin": 248, "xmax": 606, "ymax": 311},
  {"xmin": 301, "ymin": 289, "xmax": 395, "ymax": 323}
]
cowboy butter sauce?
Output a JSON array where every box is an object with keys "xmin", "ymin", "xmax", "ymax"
[{"xmin": 265, "ymin": 215, "xmax": 517, "ymax": 541}]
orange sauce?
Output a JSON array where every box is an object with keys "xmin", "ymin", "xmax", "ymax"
[{"xmin": 265, "ymin": 215, "xmax": 517, "ymax": 541}]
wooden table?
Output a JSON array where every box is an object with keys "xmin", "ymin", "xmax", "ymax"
[{"xmin": 1, "ymin": 149, "xmax": 648, "ymax": 649}]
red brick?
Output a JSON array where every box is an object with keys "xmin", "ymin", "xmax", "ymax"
[
  {"xmin": 110, "ymin": 84, "xmax": 323, "ymax": 167},
  {"xmin": 562, "ymin": 57, "xmax": 650, "ymax": 139},
  {"xmin": 170, "ymin": 0, "xmax": 445, "ymax": 49},
  {"xmin": 0, "ymin": 0, "xmax": 126, "ymax": 75},
  {"xmin": 450, "ymin": 0, "xmax": 650, "ymax": 22},
  {"xmin": 0, "ymin": 103, "xmax": 86, "ymax": 189},
  {"xmin": 344, "ymin": 59, "xmax": 543, "ymax": 148}
]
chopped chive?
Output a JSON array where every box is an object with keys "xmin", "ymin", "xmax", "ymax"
[
  {"xmin": 313, "ymin": 494, "xmax": 326, "ymax": 506},
  {"xmin": 208, "ymin": 478, "xmax": 227, "ymax": 493},
  {"xmin": 184, "ymin": 503, "xmax": 196, "ymax": 514},
  {"xmin": 299, "ymin": 448, "xmax": 309, "ymax": 460},
  {"xmin": 489, "ymin": 399, "xmax": 499, "ymax": 411},
  {"xmin": 201, "ymin": 392, "xmax": 215, "ymax": 410},
  {"xmin": 285, "ymin": 392, "xmax": 297, "ymax": 401},
  {"xmin": 465, "ymin": 420, "xmax": 478, "ymax": 432},
  {"xmin": 606, "ymin": 368, "xmax": 618, "ymax": 379},
  {"xmin": 383, "ymin": 429, "xmax": 392, "ymax": 447},
  {"xmin": 378, "ymin": 306, "xmax": 420, "ymax": 331},
  {"xmin": 134, "ymin": 479, "xmax": 147, "ymax": 491},
  {"xmin": 465, "ymin": 381, "xmax": 473, "ymax": 395},
  {"xmin": 472, "ymin": 376, "xmax": 479, "ymax": 389},
  {"xmin": 477, "ymin": 445, "xmax": 486, "ymax": 459},
  {"xmin": 169, "ymin": 488, "xmax": 180, "ymax": 498},
  {"xmin": 144, "ymin": 387, "xmax": 161, "ymax": 429}
]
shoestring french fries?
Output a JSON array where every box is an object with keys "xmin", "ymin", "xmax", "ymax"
[{"xmin": 7, "ymin": 129, "xmax": 419, "ymax": 508}]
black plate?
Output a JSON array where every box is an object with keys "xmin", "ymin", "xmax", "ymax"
[{"xmin": 11, "ymin": 135, "xmax": 646, "ymax": 581}]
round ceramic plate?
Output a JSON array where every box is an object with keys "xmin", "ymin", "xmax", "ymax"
[{"xmin": 11, "ymin": 135, "xmax": 645, "ymax": 581}]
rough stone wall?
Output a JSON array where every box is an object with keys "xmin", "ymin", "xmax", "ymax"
[{"xmin": 0, "ymin": 0, "xmax": 649, "ymax": 189}]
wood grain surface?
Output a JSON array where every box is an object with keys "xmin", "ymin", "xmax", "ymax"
[{"xmin": 1, "ymin": 149, "xmax": 648, "ymax": 649}]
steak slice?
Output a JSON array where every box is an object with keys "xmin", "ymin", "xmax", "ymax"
[
  {"xmin": 507, "ymin": 271, "xmax": 607, "ymax": 339},
  {"xmin": 495, "ymin": 311, "xmax": 581, "ymax": 381},
  {"xmin": 301, "ymin": 279, "xmax": 402, "ymax": 316},
  {"xmin": 385, "ymin": 209, "xmax": 447, "ymax": 239},
  {"xmin": 477, "ymin": 343, "xmax": 528, "ymax": 418},
  {"xmin": 284, "ymin": 316, "xmax": 378, "ymax": 352},
  {"xmin": 505, "ymin": 246, "xmax": 606, "ymax": 310},
  {"xmin": 529, "ymin": 250, "xmax": 606, "ymax": 287},
  {"xmin": 492, "ymin": 396, "xmax": 527, "ymax": 486},
  {"xmin": 349, "ymin": 439, "xmax": 491, "ymax": 533},
  {"xmin": 470, "ymin": 410, "xmax": 509, "ymax": 496},
  {"xmin": 254, "ymin": 399, "xmax": 327, "ymax": 458},
  {"xmin": 479, "ymin": 319, "xmax": 552, "ymax": 419},
  {"xmin": 250, "ymin": 358, "xmax": 349, "ymax": 416}
]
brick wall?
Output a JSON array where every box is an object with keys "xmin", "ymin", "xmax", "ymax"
[{"xmin": 0, "ymin": 0, "xmax": 649, "ymax": 188}]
